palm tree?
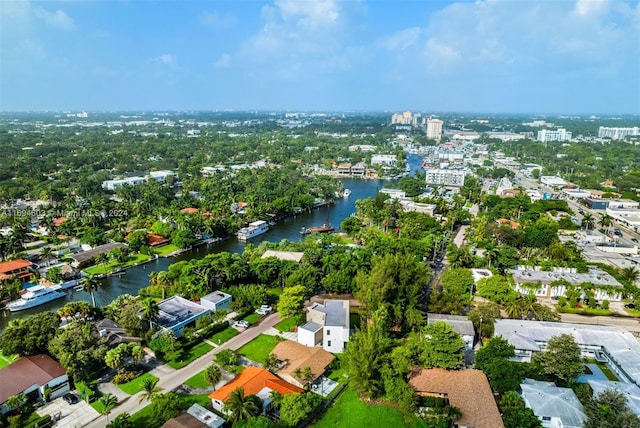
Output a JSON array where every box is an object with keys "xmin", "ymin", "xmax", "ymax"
[
  {"xmin": 621, "ymin": 267, "xmax": 640, "ymax": 284},
  {"xmin": 581, "ymin": 213, "xmax": 594, "ymax": 231},
  {"xmin": 95, "ymin": 252, "xmax": 109, "ymax": 272},
  {"xmin": 99, "ymin": 393, "xmax": 118, "ymax": 423},
  {"xmin": 138, "ymin": 378, "xmax": 162, "ymax": 404},
  {"xmin": 204, "ymin": 364, "xmax": 222, "ymax": 390},
  {"xmin": 599, "ymin": 214, "xmax": 613, "ymax": 233},
  {"xmin": 40, "ymin": 246, "xmax": 53, "ymax": 268},
  {"xmin": 138, "ymin": 298, "xmax": 159, "ymax": 330},
  {"xmin": 83, "ymin": 274, "xmax": 100, "ymax": 307},
  {"xmin": 504, "ymin": 298, "xmax": 522, "ymax": 319},
  {"xmin": 224, "ymin": 388, "xmax": 263, "ymax": 424},
  {"xmin": 268, "ymin": 390, "xmax": 283, "ymax": 417}
]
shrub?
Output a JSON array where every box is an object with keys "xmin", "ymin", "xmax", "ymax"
[
  {"xmin": 602, "ymin": 299, "xmax": 610, "ymax": 310},
  {"xmin": 112, "ymin": 366, "xmax": 144, "ymax": 384},
  {"xmin": 24, "ymin": 415, "xmax": 51, "ymax": 428}
]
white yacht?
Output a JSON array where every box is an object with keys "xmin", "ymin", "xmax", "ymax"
[
  {"xmin": 237, "ymin": 220, "xmax": 269, "ymax": 241},
  {"xmin": 7, "ymin": 284, "xmax": 66, "ymax": 312},
  {"xmin": 343, "ymin": 188, "xmax": 352, "ymax": 198}
]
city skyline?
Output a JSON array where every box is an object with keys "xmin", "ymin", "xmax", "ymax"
[{"xmin": 1, "ymin": 0, "xmax": 639, "ymax": 114}]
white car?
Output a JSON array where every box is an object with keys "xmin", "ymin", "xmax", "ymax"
[
  {"xmin": 234, "ymin": 320, "xmax": 250, "ymax": 328},
  {"xmin": 255, "ymin": 305, "xmax": 272, "ymax": 315}
]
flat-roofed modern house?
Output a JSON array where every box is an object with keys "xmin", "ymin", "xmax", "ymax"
[
  {"xmin": 209, "ymin": 367, "xmax": 302, "ymax": 416},
  {"xmin": 520, "ymin": 379, "xmax": 586, "ymax": 428},
  {"xmin": 409, "ymin": 368, "xmax": 504, "ymax": 428},
  {"xmin": 199, "ymin": 291, "xmax": 232, "ymax": 312},
  {"xmin": 0, "ymin": 258, "xmax": 33, "ymax": 283},
  {"xmin": 298, "ymin": 300, "xmax": 350, "ymax": 353},
  {"xmin": 0, "ymin": 355, "xmax": 70, "ymax": 414},
  {"xmin": 509, "ymin": 266, "xmax": 623, "ymax": 301},
  {"xmin": 161, "ymin": 404, "xmax": 225, "ymax": 428},
  {"xmin": 494, "ymin": 319, "xmax": 640, "ymax": 389},
  {"xmin": 427, "ymin": 314, "xmax": 475, "ymax": 350},
  {"xmin": 271, "ymin": 340, "xmax": 335, "ymax": 388},
  {"xmin": 157, "ymin": 296, "xmax": 211, "ymax": 337}
]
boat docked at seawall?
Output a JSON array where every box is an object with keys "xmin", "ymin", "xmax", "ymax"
[
  {"xmin": 237, "ymin": 220, "xmax": 270, "ymax": 241},
  {"xmin": 7, "ymin": 284, "xmax": 66, "ymax": 312},
  {"xmin": 300, "ymin": 224, "xmax": 335, "ymax": 235}
]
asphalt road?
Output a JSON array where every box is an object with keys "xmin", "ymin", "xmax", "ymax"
[{"xmin": 84, "ymin": 312, "xmax": 281, "ymax": 428}]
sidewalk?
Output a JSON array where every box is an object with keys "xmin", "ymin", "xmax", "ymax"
[{"xmin": 84, "ymin": 312, "xmax": 281, "ymax": 428}]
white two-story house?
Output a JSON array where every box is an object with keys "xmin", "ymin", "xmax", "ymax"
[{"xmin": 298, "ymin": 300, "xmax": 350, "ymax": 353}]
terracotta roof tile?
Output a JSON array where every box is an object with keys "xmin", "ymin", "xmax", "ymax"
[
  {"xmin": 408, "ymin": 368, "xmax": 504, "ymax": 428},
  {"xmin": 209, "ymin": 366, "xmax": 302, "ymax": 402},
  {"xmin": 0, "ymin": 355, "xmax": 67, "ymax": 403},
  {"xmin": 272, "ymin": 340, "xmax": 335, "ymax": 384},
  {"xmin": 0, "ymin": 259, "xmax": 31, "ymax": 275}
]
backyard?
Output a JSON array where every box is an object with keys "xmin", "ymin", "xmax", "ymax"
[
  {"xmin": 313, "ymin": 387, "xmax": 427, "ymax": 428},
  {"xmin": 84, "ymin": 253, "xmax": 151, "ymax": 275},
  {"xmin": 129, "ymin": 393, "xmax": 211, "ymax": 428},
  {"xmin": 237, "ymin": 334, "xmax": 279, "ymax": 364},
  {"xmin": 275, "ymin": 317, "xmax": 298, "ymax": 333}
]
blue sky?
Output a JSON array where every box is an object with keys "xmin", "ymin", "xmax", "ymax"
[{"xmin": 1, "ymin": 0, "xmax": 639, "ymax": 114}]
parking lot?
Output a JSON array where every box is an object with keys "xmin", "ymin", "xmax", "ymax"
[{"xmin": 38, "ymin": 395, "xmax": 100, "ymax": 428}]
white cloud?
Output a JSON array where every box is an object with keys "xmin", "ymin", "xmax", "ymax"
[
  {"xmin": 153, "ymin": 54, "xmax": 176, "ymax": 66},
  {"xmin": 237, "ymin": 0, "xmax": 357, "ymax": 80},
  {"xmin": 214, "ymin": 53, "xmax": 232, "ymax": 69},
  {"xmin": 423, "ymin": 39, "xmax": 460, "ymax": 74},
  {"xmin": 200, "ymin": 11, "xmax": 236, "ymax": 29},
  {"xmin": 574, "ymin": 0, "xmax": 610, "ymax": 17},
  {"xmin": 380, "ymin": 27, "xmax": 421, "ymax": 51},
  {"xmin": 33, "ymin": 7, "xmax": 75, "ymax": 30}
]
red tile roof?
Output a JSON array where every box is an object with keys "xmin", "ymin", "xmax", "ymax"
[
  {"xmin": 0, "ymin": 259, "xmax": 32, "ymax": 275},
  {"xmin": 53, "ymin": 217, "xmax": 67, "ymax": 227},
  {"xmin": 181, "ymin": 208, "xmax": 199, "ymax": 214},
  {"xmin": 409, "ymin": 368, "xmax": 504, "ymax": 428},
  {"xmin": 209, "ymin": 366, "xmax": 302, "ymax": 402},
  {"xmin": 0, "ymin": 355, "xmax": 67, "ymax": 403},
  {"xmin": 147, "ymin": 233, "xmax": 170, "ymax": 247}
]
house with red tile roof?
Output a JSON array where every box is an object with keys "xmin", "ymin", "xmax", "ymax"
[
  {"xmin": 408, "ymin": 368, "xmax": 504, "ymax": 428},
  {"xmin": 0, "ymin": 259, "xmax": 33, "ymax": 283},
  {"xmin": 209, "ymin": 366, "xmax": 302, "ymax": 415},
  {"xmin": 0, "ymin": 354, "xmax": 70, "ymax": 414}
]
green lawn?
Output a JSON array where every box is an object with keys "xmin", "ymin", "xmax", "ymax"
[
  {"xmin": 585, "ymin": 359, "xmax": 619, "ymax": 381},
  {"xmin": 91, "ymin": 400, "xmax": 108, "ymax": 414},
  {"xmin": 328, "ymin": 355, "xmax": 346, "ymax": 383},
  {"xmin": 267, "ymin": 287, "xmax": 283, "ymax": 297},
  {"xmin": 275, "ymin": 317, "xmax": 298, "ymax": 333},
  {"xmin": 237, "ymin": 334, "xmax": 279, "ymax": 364},
  {"xmin": 313, "ymin": 387, "xmax": 427, "ymax": 428},
  {"xmin": 242, "ymin": 312, "xmax": 262, "ymax": 324},
  {"xmin": 0, "ymin": 350, "xmax": 18, "ymax": 368},
  {"xmin": 130, "ymin": 394, "xmax": 211, "ymax": 428},
  {"xmin": 185, "ymin": 370, "xmax": 210, "ymax": 388},
  {"xmin": 209, "ymin": 327, "xmax": 239, "ymax": 345},
  {"xmin": 118, "ymin": 373, "xmax": 159, "ymax": 395},
  {"xmin": 154, "ymin": 244, "xmax": 181, "ymax": 257},
  {"xmin": 167, "ymin": 342, "xmax": 214, "ymax": 369},
  {"xmin": 84, "ymin": 253, "xmax": 151, "ymax": 275}
]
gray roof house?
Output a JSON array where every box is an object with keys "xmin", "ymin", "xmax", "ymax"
[
  {"xmin": 298, "ymin": 300, "xmax": 350, "ymax": 353},
  {"xmin": 157, "ymin": 296, "xmax": 211, "ymax": 337},
  {"xmin": 521, "ymin": 379, "xmax": 586, "ymax": 428},
  {"xmin": 428, "ymin": 313, "xmax": 475, "ymax": 350}
]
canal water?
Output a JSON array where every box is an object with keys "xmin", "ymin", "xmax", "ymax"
[{"xmin": 0, "ymin": 154, "xmax": 423, "ymax": 328}]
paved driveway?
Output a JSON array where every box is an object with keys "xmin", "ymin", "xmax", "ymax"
[{"xmin": 38, "ymin": 395, "xmax": 100, "ymax": 428}]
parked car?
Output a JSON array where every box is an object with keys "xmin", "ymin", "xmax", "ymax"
[
  {"xmin": 625, "ymin": 303, "xmax": 636, "ymax": 310},
  {"xmin": 631, "ymin": 238, "xmax": 638, "ymax": 243},
  {"xmin": 234, "ymin": 320, "xmax": 250, "ymax": 328},
  {"xmin": 255, "ymin": 305, "xmax": 273, "ymax": 315},
  {"xmin": 63, "ymin": 393, "xmax": 79, "ymax": 405}
]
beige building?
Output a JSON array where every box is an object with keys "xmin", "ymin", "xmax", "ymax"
[{"xmin": 426, "ymin": 118, "xmax": 443, "ymax": 141}]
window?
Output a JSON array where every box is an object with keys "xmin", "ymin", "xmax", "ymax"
[
  {"xmin": 542, "ymin": 416, "xmax": 551, "ymax": 421},
  {"xmin": 327, "ymin": 330, "xmax": 331, "ymax": 336},
  {"xmin": 328, "ymin": 341, "xmax": 332, "ymax": 347}
]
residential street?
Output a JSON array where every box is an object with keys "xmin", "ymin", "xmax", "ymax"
[{"xmin": 83, "ymin": 313, "xmax": 281, "ymax": 428}]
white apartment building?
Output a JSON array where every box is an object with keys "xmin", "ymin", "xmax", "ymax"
[
  {"xmin": 298, "ymin": 300, "xmax": 350, "ymax": 353},
  {"xmin": 370, "ymin": 154, "xmax": 397, "ymax": 166},
  {"xmin": 598, "ymin": 127, "xmax": 640, "ymax": 140},
  {"xmin": 537, "ymin": 128, "xmax": 572, "ymax": 142},
  {"xmin": 425, "ymin": 168, "xmax": 467, "ymax": 187},
  {"xmin": 426, "ymin": 118, "xmax": 443, "ymax": 141}
]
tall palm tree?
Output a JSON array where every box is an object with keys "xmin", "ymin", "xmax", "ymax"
[
  {"xmin": 581, "ymin": 213, "xmax": 594, "ymax": 231},
  {"xmin": 40, "ymin": 246, "xmax": 53, "ymax": 268},
  {"xmin": 599, "ymin": 214, "xmax": 613, "ymax": 234},
  {"xmin": 99, "ymin": 393, "xmax": 118, "ymax": 423},
  {"xmin": 204, "ymin": 364, "xmax": 222, "ymax": 390},
  {"xmin": 138, "ymin": 378, "xmax": 162, "ymax": 404},
  {"xmin": 504, "ymin": 298, "xmax": 522, "ymax": 319},
  {"xmin": 83, "ymin": 274, "xmax": 100, "ymax": 307},
  {"xmin": 224, "ymin": 388, "xmax": 262, "ymax": 424},
  {"xmin": 138, "ymin": 298, "xmax": 159, "ymax": 330}
]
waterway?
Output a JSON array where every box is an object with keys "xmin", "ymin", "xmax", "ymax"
[{"xmin": 0, "ymin": 154, "xmax": 424, "ymax": 328}]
